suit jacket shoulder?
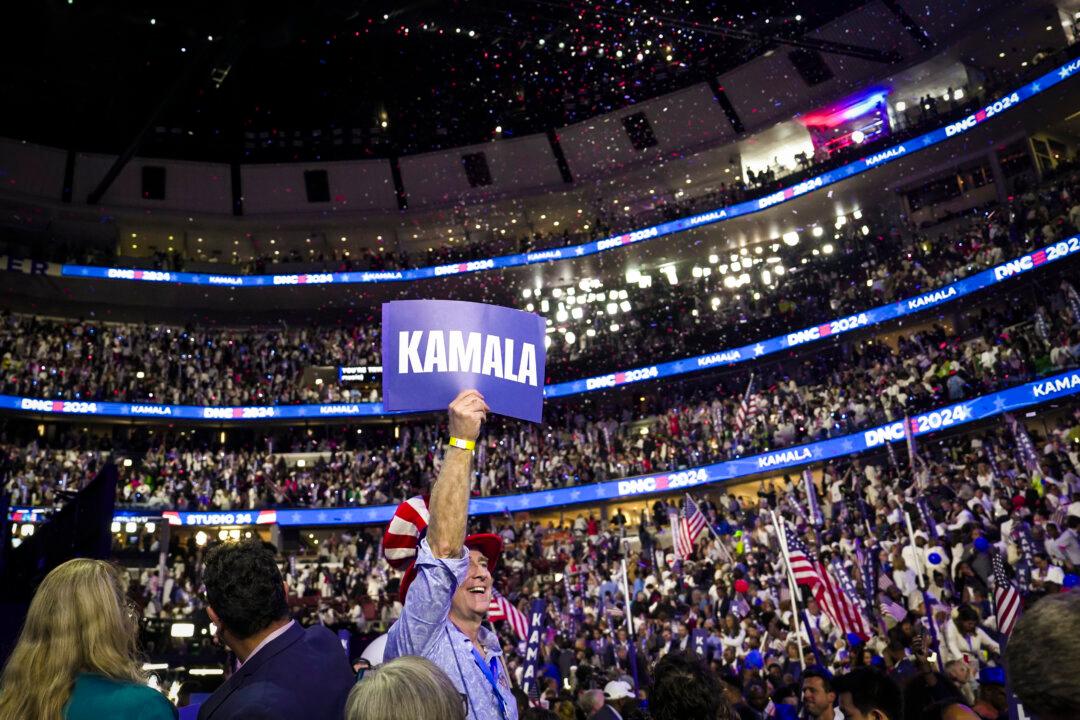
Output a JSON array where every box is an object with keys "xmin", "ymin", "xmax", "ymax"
[{"xmin": 197, "ymin": 623, "xmax": 355, "ymax": 720}]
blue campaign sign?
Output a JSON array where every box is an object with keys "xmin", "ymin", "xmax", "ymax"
[
  {"xmin": 56, "ymin": 58, "xmax": 1080, "ymax": 290},
  {"xmin": 13, "ymin": 368, "xmax": 1080, "ymax": 527},
  {"xmin": 4, "ymin": 236, "xmax": 1080, "ymax": 422},
  {"xmin": 381, "ymin": 300, "xmax": 546, "ymax": 422}
]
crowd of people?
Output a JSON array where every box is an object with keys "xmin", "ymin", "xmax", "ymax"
[
  {"xmin": 4, "ymin": 269, "xmax": 1079, "ymax": 512},
  {"xmin": 4, "ymin": 162, "xmax": 1080, "ymax": 406},
  {"xmin": 100, "ymin": 401, "xmax": 1080, "ymax": 720}
]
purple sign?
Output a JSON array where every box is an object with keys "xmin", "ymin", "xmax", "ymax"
[{"xmin": 381, "ymin": 300, "xmax": 546, "ymax": 422}]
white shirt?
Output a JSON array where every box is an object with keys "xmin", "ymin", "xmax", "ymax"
[{"xmin": 238, "ymin": 620, "xmax": 296, "ymax": 668}]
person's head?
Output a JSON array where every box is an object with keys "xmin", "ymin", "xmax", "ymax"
[
  {"xmin": 833, "ymin": 668, "xmax": 902, "ymax": 720},
  {"xmin": 955, "ymin": 605, "xmax": 979, "ymax": 635},
  {"xmin": 579, "ymin": 688, "xmax": 605, "ymax": 717},
  {"xmin": 976, "ymin": 668, "xmax": 1007, "ymax": 714},
  {"xmin": 0, "ymin": 559, "xmax": 143, "ymax": 720},
  {"xmin": 651, "ymin": 651, "xmax": 734, "ymax": 720},
  {"xmin": 747, "ymin": 682, "xmax": 769, "ymax": 711},
  {"xmin": 345, "ymin": 655, "xmax": 465, "ymax": 720},
  {"xmin": 203, "ymin": 541, "xmax": 288, "ymax": 646},
  {"xmin": 1006, "ymin": 591, "xmax": 1080, "ymax": 720},
  {"xmin": 801, "ymin": 667, "xmax": 836, "ymax": 718},
  {"xmin": 450, "ymin": 546, "xmax": 496, "ymax": 628}
]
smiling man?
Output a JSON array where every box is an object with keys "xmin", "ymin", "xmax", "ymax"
[{"xmin": 383, "ymin": 389, "xmax": 517, "ymax": 720}]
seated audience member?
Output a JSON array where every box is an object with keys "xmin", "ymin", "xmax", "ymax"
[
  {"xmin": 801, "ymin": 667, "xmax": 839, "ymax": 720},
  {"xmin": 649, "ymin": 652, "xmax": 735, "ymax": 720},
  {"xmin": 197, "ymin": 541, "xmax": 354, "ymax": 720},
  {"xmin": 833, "ymin": 667, "xmax": 903, "ymax": 720},
  {"xmin": 0, "ymin": 558, "xmax": 177, "ymax": 720},
  {"xmin": 345, "ymin": 656, "xmax": 465, "ymax": 720},
  {"xmin": 1005, "ymin": 591, "xmax": 1080, "ymax": 720},
  {"xmin": 970, "ymin": 668, "xmax": 1007, "ymax": 720},
  {"xmin": 902, "ymin": 672, "xmax": 978, "ymax": 720}
]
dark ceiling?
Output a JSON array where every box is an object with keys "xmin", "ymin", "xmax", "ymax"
[{"xmin": 1, "ymin": 1, "xmax": 870, "ymax": 162}]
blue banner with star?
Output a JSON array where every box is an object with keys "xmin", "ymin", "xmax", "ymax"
[
  {"xmin": 4, "ymin": 235, "xmax": 1080, "ymax": 422},
  {"xmin": 10, "ymin": 367, "xmax": 1080, "ymax": 527}
]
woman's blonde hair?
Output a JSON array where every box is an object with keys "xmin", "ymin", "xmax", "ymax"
[
  {"xmin": 345, "ymin": 655, "xmax": 465, "ymax": 720},
  {"xmin": 0, "ymin": 558, "xmax": 144, "ymax": 720}
]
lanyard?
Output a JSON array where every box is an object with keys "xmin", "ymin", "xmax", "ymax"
[{"xmin": 470, "ymin": 646, "xmax": 508, "ymax": 720}]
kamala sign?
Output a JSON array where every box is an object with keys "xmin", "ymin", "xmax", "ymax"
[{"xmin": 381, "ymin": 300, "xmax": 546, "ymax": 422}]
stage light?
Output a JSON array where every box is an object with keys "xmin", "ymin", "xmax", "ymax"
[
  {"xmin": 565, "ymin": 332, "xmax": 576, "ymax": 345},
  {"xmin": 606, "ymin": 302, "xmax": 618, "ymax": 315},
  {"xmin": 620, "ymin": 300, "xmax": 631, "ymax": 312},
  {"xmin": 853, "ymin": 209, "xmax": 863, "ymax": 220},
  {"xmin": 638, "ymin": 275, "xmax": 652, "ymax": 289},
  {"xmin": 125, "ymin": 522, "xmax": 137, "ymax": 534},
  {"xmin": 111, "ymin": 521, "xmax": 121, "ymax": 533},
  {"xmin": 145, "ymin": 523, "xmax": 156, "ymax": 534},
  {"xmin": 526, "ymin": 303, "xmax": 534, "ymax": 312},
  {"xmin": 692, "ymin": 266, "xmax": 702, "ymax": 278},
  {"xmin": 21, "ymin": 524, "xmax": 34, "ymax": 537},
  {"xmin": 123, "ymin": 458, "xmax": 133, "ymax": 467},
  {"xmin": 851, "ymin": 130, "xmax": 865, "ymax": 144},
  {"xmin": 708, "ymin": 254, "xmax": 718, "ymax": 264},
  {"xmin": 609, "ymin": 323, "xmax": 620, "ymax": 332},
  {"xmin": 540, "ymin": 300, "xmax": 549, "ymax": 312},
  {"xmin": 571, "ymin": 307, "xmax": 583, "ymax": 320},
  {"xmin": 862, "ymin": 225, "xmax": 871, "ymax": 235},
  {"xmin": 189, "ymin": 668, "xmax": 223, "ymax": 676},
  {"xmin": 823, "ymin": 243, "xmax": 835, "ymax": 254},
  {"xmin": 811, "ymin": 226, "xmax": 824, "ymax": 238},
  {"xmin": 556, "ymin": 309, "xmax": 568, "ymax": 322},
  {"xmin": 170, "ymin": 623, "xmax": 195, "ymax": 638},
  {"xmin": 761, "ymin": 270, "xmax": 772, "ymax": 286},
  {"xmin": 195, "ymin": 531, "xmax": 207, "ymax": 547},
  {"xmin": 953, "ymin": 88, "xmax": 964, "ymax": 100},
  {"xmin": 783, "ymin": 231, "xmax": 800, "ymax": 245},
  {"xmin": 586, "ymin": 328, "xmax": 596, "ymax": 337}
]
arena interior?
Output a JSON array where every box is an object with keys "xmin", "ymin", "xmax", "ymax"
[{"xmin": 2, "ymin": 2, "xmax": 1080, "ymax": 719}]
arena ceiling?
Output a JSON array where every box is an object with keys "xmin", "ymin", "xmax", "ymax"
[{"xmin": 1, "ymin": 1, "xmax": 872, "ymax": 162}]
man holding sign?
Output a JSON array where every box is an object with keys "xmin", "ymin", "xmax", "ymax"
[{"xmin": 383, "ymin": 390, "xmax": 518, "ymax": 720}]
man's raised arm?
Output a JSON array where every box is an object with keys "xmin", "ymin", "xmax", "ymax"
[{"xmin": 427, "ymin": 389, "xmax": 489, "ymax": 558}]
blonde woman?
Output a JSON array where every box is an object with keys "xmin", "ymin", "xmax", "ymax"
[
  {"xmin": 0, "ymin": 558, "xmax": 176, "ymax": 720},
  {"xmin": 345, "ymin": 656, "xmax": 465, "ymax": 720}
]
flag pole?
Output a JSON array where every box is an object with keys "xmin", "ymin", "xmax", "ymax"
[
  {"xmin": 619, "ymin": 556, "xmax": 634, "ymax": 639},
  {"xmin": 770, "ymin": 510, "xmax": 808, "ymax": 670},
  {"xmin": 905, "ymin": 511, "xmax": 944, "ymax": 672},
  {"xmin": 687, "ymin": 493, "xmax": 733, "ymax": 563}
]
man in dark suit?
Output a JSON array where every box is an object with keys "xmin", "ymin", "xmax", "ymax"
[{"xmin": 196, "ymin": 541, "xmax": 355, "ymax": 720}]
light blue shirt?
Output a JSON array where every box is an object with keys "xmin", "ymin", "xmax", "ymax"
[{"xmin": 385, "ymin": 539, "xmax": 518, "ymax": 720}]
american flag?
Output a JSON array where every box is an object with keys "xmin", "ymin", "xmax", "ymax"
[
  {"xmin": 782, "ymin": 524, "xmax": 869, "ymax": 639},
  {"xmin": 992, "ymin": 551, "xmax": 1022, "ymax": 638},
  {"xmin": 734, "ymin": 373, "xmax": 758, "ymax": 435},
  {"xmin": 488, "ymin": 591, "xmax": 529, "ymax": 640},
  {"xmin": 675, "ymin": 495, "xmax": 708, "ymax": 558},
  {"xmin": 828, "ymin": 556, "xmax": 873, "ymax": 639}
]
